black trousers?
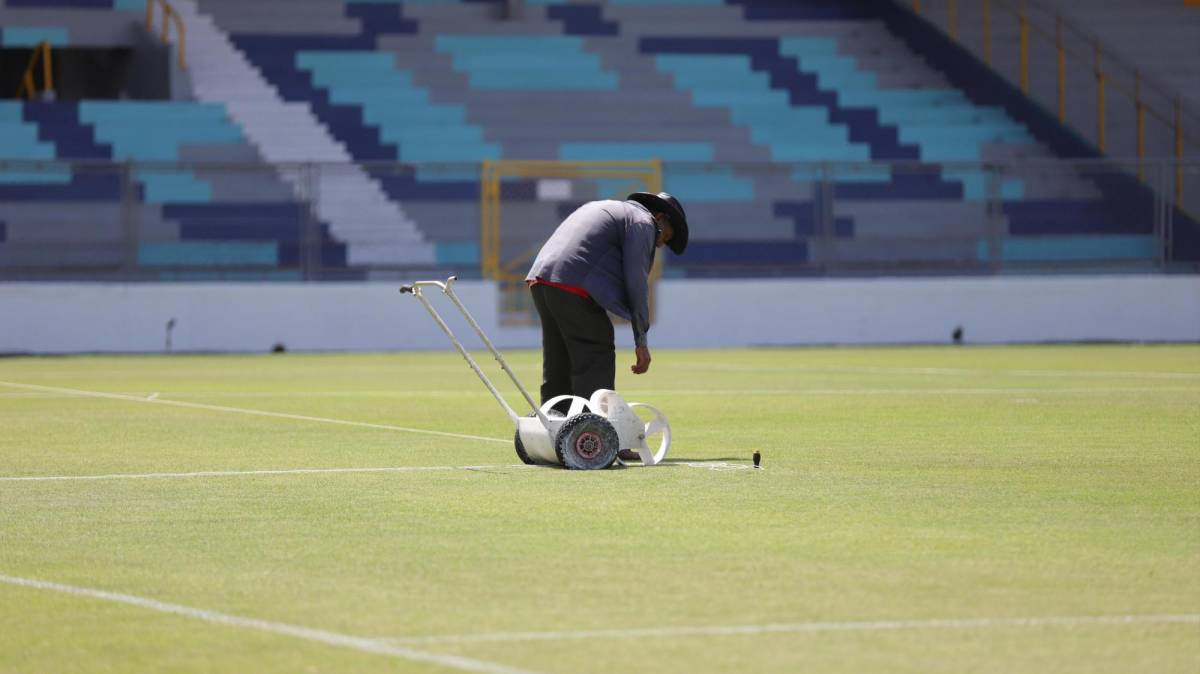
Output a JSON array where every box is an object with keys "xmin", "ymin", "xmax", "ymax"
[{"xmin": 530, "ymin": 283, "xmax": 615, "ymax": 409}]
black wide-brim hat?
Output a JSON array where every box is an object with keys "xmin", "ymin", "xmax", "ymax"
[{"xmin": 627, "ymin": 191, "xmax": 689, "ymax": 255}]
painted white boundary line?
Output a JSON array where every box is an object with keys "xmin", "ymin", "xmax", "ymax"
[
  {"xmin": 0, "ymin": 465, "xmax": 532, "ymax": 482},
  {"xmin": 635, "ymin": 387, "xmax": 1200, "ymax": 396},
  {"xmin": 387, "ymin": 613, "xmax": 1200, "ymax": 645},
  {"xmin": 0, "ymin": 461, "xmax": 747, "ymax": 482},
  {"xmin": 6, "ymin": 386, "xmax": 1198, "ymax": 400},
  {"xmin": 0, "ymin": 380, "xmax": 506, "ymax": 444},
  {"xmin": 675, "ymin": 364, "xmax": 1200, "ymax": 380},
  {"xmin": 0, "ymin": 574, "xmax": 543, "ymax": 674}
]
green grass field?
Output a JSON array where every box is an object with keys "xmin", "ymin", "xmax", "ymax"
[{"xmin": 1, "ymin": 345, "xmax": 1197, "ymax": 673}]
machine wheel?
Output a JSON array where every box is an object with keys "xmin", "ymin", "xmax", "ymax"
[
  {"xmin": 514, "ymin": 410, "xmax": 562, "ymax": 466},
  {"xmin": 513, "ymin": 428, "xmax": 535, "ymax": 465},
  {"xmin": 554, "ymin": 413, "xmax": 619, "ymax": 470}
]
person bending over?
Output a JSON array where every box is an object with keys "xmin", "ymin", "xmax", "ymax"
[{"xmin": 525, "ymin": 191, "xmax": 689, "ymax": 410}]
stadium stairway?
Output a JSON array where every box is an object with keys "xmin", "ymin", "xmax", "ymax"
[{"xmin": 168, "ymin": 0, "xmax": 434, "ymax": 267}]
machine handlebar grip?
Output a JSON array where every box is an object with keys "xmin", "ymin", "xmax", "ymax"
[{"xmin": 399, "ymin": 285, "xmax": 414, "ymax": 294}]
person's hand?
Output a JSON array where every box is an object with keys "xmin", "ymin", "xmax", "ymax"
[{"xmin": 631, "ymin": 345, "xmax": 651, "ymax": 374}]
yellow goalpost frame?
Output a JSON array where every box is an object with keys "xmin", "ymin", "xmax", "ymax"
[
  {"xmin": 480, "ymin": 159, "xmax": 663, "ymax": 280},
  {"xmin": 479, "ymin": 159, "xmax": 665, "ymax": 325}
]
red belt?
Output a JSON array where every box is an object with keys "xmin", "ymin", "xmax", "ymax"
[{"xmin": 528, "ymin": 278, "xmax": 590, "ymax": 299}]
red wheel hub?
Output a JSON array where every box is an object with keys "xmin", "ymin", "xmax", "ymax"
[{"xmin": 575, "ymin": 431, "xmax": 603, "ymax": 459}]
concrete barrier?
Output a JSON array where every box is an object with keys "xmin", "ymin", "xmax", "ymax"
[{"xmin": 1, "ymin": 275, "xmax": 1196, "ymax": 354}]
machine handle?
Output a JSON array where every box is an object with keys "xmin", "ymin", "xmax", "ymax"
[{"xmin": 399, "ymin": 276, "xmax": 457, "ymax": 295}]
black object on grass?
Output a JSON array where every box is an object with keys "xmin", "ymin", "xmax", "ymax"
[{"xmin": 753, "ymin": 451, "xmax": 761, "ymax": 468}]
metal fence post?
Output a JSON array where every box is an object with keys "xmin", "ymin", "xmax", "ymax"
[
  {"xmin": 985, "ymin": 163, "xmax": 1003, "ymax": 273},
  {"xmin": 1056, "ymin": 15, "xmax": 1065, "ymax": 123},
  {"xmin": 1164, "ymin": 161, "xmax": 1176, "ymax": 269},
  {"xmin": 1153, "ymin": 160, "xmax": 1166, "ymax": 271},
  {"xmin": 1176, "ymin": 99, "xmax": 1185, "ymax": 209},
  {"xmin": 1019, "ymin": 1, "xmax": 1030, "ymax": 94},
  {"xmin": 1135, "ymin": 72, "xmax": 1145, "ymax": 181},
  {"xmin": 982, "ymin": 0, "xmax": 992, "ymax": 66},
  {"xmin": 120, "ymin": 160, "xmax": 139, "ymax": 280},
  {"xmin": 302, "ymin": 162, "xmax": 318, "ymax": 280},
  {"xmin": 309, "ymin": 161, "xmax": 323, "ymax": 279},
  {"xmin": 819, "ymin": 162, "xmax": 833, "ymax": 275},
  {"xmin": 1094, "ymin": 43, "xmax": 1106, "ymax": 153}
]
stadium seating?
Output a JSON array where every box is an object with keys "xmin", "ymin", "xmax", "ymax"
[
  {"xmin": 1, "ymin": 0, "xmax": 1191, "ymax": 277},
  {"xmin": 0, "ymin": 98, "xmax": 344, "ymax": 276}
]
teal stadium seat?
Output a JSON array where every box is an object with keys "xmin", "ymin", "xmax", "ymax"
[
  {"xmin": 297, "ymin": 50, "xmax": 500, "ymax": 174},
  {"xmin": 654, "ymin": 54, "xmax": 871, "ymax": 169},
  {"xmin": 780, "ymin": 37, "xmax": 1027, "ymax": 199},
  {"xmin": 559, "ymin": 142, "xmax": 755, "ymax": 202},
  {"xmin": 0, "ymin": 102, "xmax": 69, "ymax": 184},
  {"xmin": 435, "ymin": 36, "xmax": 618, "ymax": 91},
  {"xmin": 0, "ymin": 26, "xmax": 69, "ymax": 47},
  {"xmin": 979, "ymin": 236, "xmax": 1158, "ymax": 265},
  {"xmin": 78, "ymin": 102, "xmax": 242, "ymax": 203}
]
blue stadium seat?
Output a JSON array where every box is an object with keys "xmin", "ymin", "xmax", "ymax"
[
  {"xmin": 297, "ymin": 50, "xmax": 500, "ymax": 167},
  {"xmin": 78, "ymin": 102, "xmax": 243, "ymax": 202},
  {"xmin": 435, "ymin": 35, "xmax": 619, "ymax": 90}
]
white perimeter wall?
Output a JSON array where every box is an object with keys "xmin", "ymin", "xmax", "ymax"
[{"xmin": 0, "ymin": 275, "xmax": 1197, "ymax": 354}]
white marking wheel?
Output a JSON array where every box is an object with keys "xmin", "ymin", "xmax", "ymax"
[{"xmin": 628, "ymin": 402, "xmax": 670, "ymax": 466}]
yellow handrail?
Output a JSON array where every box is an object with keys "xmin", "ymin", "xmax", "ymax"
[
  {"xmin": 146, "ymin": 0, "xmax": 187, "ymax": 69},
  {"xmin": 480, "ymin": 160, "xmax": 662, "ymax": 281},
  {"xmin": 907, "ymin": 0, "xmax": 1197, "ymax": 202},
  {"xmin": 16, "ymin": 41, "xmax": 53, "ymax": 100}
]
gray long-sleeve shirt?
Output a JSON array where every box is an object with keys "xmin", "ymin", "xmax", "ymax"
[{"xmin": 526, "ymin": 199, "xmax": 657, "ymax": 347}]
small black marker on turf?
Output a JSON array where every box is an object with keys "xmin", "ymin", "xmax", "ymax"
[{"xmin": 752, "ymin": 451, "xmax": 761, "ymax": 468}]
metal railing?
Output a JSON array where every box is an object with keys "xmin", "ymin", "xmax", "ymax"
[
  {"xmin": 907, "ymin": 0, "xmax": 1198, "ymax": 208},
  {"xmin": 146, "ymin": 0, "xmax": 187, "ymax": 69},
  {"xmin": 0, "ymin": 158, "xmax": 1194, "ymax": 281}
]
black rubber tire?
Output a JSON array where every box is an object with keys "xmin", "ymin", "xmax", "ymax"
[
  {"xmin": 513, "ymin": 428, "xmax": 535, "ymax": 465},
  {"xmin": 514, "ymin": 410, "xmax": 562, "ymax": 466},
  {"xmin": 553, "ymin": 413, "xmax": 619, "ymax": 470}
]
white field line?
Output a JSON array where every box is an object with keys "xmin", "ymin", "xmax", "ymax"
[
  {"xmin": 0, "ymin": 380, "xmax": 506, "ymax": 444},
  {"xmin": 630, "ymin": 387, "xmax": 1200, "ymax": 396},
  {"xmin": 4, "ymin": 386, "xmax": 1197, "ymax": 401},
  {"xmin": 0, "ymin": 390, "xmax": 493, "ymax": 399},
  {"xmin": 0, "ymin": 461, "xmax": 746, "ymax": 482},
  {"xmin": 0, "ymin": 575, "xmax": 543, "ymax": 674},
  {"xmin": 673, "ymin": 364, "xmax": 1200, "ymax": 380},
  {"xmin": 0, "ymin": 464, "xmax": 533, "ymax": 482},
  {"xmin": 387, "ymin": 613, "xmax": 1200, "ymax": 645}
]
